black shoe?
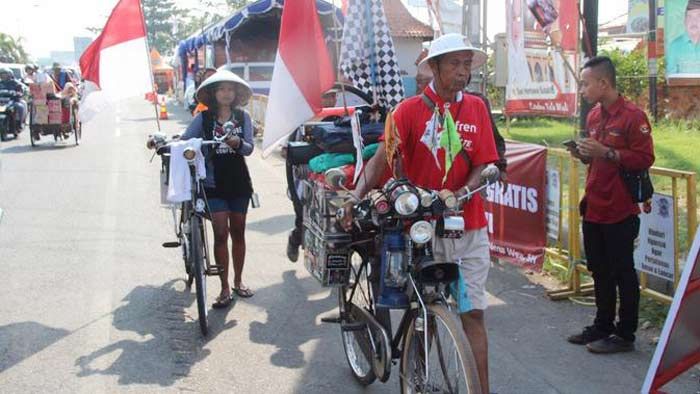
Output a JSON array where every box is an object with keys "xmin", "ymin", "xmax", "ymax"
[
  {"xmin": 286, "ymin": 230, "xmax": 301, "ymax": 263},
  {"xmin": 567, "ymin": 326, "xmax": 610, "ymax": 345},
  {"xmin": 586, "ymin": 334, "xmax": 635, "ymax": 354}
]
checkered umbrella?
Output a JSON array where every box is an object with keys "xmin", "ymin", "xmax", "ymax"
[{"xmin": 339, "ymin": 0, "xmax": 405, "ymax": 109}]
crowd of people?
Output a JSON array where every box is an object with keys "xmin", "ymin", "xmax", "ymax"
[{"xmin": 155, "ymin": 30, "xmax": 655, "ymax": 393}]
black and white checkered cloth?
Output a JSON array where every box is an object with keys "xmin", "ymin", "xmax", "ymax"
[{"xmin": 339, "ymin": 0, "xmax": 405, "ymax": 109}]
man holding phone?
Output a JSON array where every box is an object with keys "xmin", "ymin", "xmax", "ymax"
[{"xmin": 565, "ymin": 56, "xmax": 654, "ymax": 353}]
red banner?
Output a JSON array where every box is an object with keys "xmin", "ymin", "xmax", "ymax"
[{"xmin": 484, "ymin": 141, "xmax": 547, "ymax": 270}]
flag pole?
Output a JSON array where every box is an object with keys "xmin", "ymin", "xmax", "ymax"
[
  {"xmin": 332, "ymin": 0, "xmax": 350, "ymax": 115},
  {"xmin": 138, "ymin": 0, "xmax": 162, "ymax": 132}
]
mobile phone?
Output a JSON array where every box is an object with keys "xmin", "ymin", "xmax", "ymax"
[{"xmin": 562, "ymin": 139, "xmax": 578, "ymax": 150}]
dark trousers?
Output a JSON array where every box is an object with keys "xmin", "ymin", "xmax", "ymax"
[{"xmin": 582, "ymin": 215, "xmax": 641, "ymax": 341}]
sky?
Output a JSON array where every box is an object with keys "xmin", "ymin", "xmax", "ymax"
[{"xmin": 0, "ymin": 0, "xmax": 629, "ymax": 60}]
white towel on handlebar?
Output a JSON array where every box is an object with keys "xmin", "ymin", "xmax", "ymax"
[{"xmin": 167, "ymin": 138, "xmax": 206, "ymax": 203}]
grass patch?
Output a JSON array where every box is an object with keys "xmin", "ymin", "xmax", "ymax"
[
  {"xmin": 499, "ymin": 116, "xmax": 700, "ymax": 175},
  {"xmin": 639, "ymin": 297, "xmax": 671, "ymax": 328}
]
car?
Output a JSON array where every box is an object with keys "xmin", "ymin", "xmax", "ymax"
[{"xmin": 0, "ymin": 63, "xmax": 26, "ymax": 81}]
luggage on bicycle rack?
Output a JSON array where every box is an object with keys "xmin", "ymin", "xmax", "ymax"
[{"xmin": 301, "ymin": 179, "xmax": 352, "ymax": 287}]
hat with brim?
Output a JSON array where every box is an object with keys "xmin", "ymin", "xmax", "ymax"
[
  {"xmin": 418, "ymin": 33, "xmax": 487, "ymax": 71},
  {"xmin": 196, "ymin": 69, "xmax": 253, "ymax": 107}
]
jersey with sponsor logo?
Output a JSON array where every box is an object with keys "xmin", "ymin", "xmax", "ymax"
[
  {"xmin": 389, "ymin": 85, "xmax": 499, "ymax": 230},
  {"xmin": 584, "ymin": 95, "xmax": 655, "ymax": 224}
]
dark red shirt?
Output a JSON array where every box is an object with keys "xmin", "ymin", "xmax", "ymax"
[{"xmin": 584, "ymin": 95, "xmax": 655, "ymax": 224}]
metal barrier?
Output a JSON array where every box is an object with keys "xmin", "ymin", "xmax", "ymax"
[
  {"xmin": 544, "ymin": 148, "xmax": 698, "ymax": 304},
  {"xmin": 245, "ymin": 94, "xmax": 268, "ymax": 136}
]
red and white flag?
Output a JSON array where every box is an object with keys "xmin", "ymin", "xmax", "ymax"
[
  {"xmin": 262, "ymin": 0, "xmax": 335, "ymax": 157},
  {"xmin": 79, "ymin": 0, "xmax": 153, "ymax": 120}
]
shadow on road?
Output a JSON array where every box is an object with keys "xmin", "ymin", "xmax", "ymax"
[
  {"xmin": 246, "ymin": 214, "xmax": 296, "ymax": 236},
  {"xmin": 0, "ymin": 321, "xmax": 70, "ymax": 373},
  {"xmin": 1, "ymin": 143, "xmax": 77, "ymax": 155},
  {"xmin": 75, "ymin": 278, "xmax": 237, "ymax": 387},
  {"xmin": 246, "ymin": 270, "xmax": 336, "ymax": 369}
]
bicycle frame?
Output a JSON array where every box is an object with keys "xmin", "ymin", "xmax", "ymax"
[{"xmin": 343, "ymin": 241, "xmax": 455, "ymax": 377}]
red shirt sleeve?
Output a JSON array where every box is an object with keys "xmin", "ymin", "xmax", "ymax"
[
  {"xmin": 618, "ymin": 110, "xmax": 655, "ymax": 171},
  {"xmin": 470, "ymin": 99, "xmax": 499, "ymax": 167}
]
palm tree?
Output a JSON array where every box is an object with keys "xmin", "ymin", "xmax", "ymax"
[{"xmin": 0, "ymin": 33, "xmax": 29, "ymax": 63}]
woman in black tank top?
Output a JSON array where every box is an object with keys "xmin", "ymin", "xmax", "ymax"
[{"xmin": 194, "ymin": 70, "xmax": 255, "ymax": 307}]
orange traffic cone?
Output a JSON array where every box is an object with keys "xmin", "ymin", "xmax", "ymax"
[{"xmin": 159, "ymin": 99, "xmax": 169, "ymax": 120}]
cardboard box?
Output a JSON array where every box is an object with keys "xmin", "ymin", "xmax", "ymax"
[
  {"xmin": 48, "ymin": 112, "xmax": 62, "ymax": 124},
  {"xmin": 47, "ymin": 99, "xmax": 61, "ymax": 113},
  {"xmin": 33, "ymin": 104, "xmax": 49, "ymax": 124},
  {"xmin": 29, "ymin": 83, "xmax": 43, "ymax": 99}
]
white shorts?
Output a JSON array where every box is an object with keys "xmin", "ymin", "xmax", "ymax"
[{"xmin": 432, "ymin": 227, "xmax": 491, "ymax": 313}]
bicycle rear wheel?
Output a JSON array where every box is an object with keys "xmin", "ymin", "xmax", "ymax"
[
  {"xmin": 400, "ymin": 304, "xmax": 481, "ymax": 394},
  {"xmin": 190, "ymin": 214, "xmax": 208, "ymax": 336}
]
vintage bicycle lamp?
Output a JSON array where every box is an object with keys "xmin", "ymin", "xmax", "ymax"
[{"xmin": 378, "ymin": 230, "xmax": 410, "ymax": 309}]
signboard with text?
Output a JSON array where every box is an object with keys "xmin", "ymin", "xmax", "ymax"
[
  {"xmin": 505, "ymin": 0, "xmax": 579, "ymax": 117},
  {"xmin": 635, "ymin": 193, "xmax": 676, "ymax": 281},
  {"xmin": 485, "ymin": 142, "xmax": 547, "ymax": 270}
]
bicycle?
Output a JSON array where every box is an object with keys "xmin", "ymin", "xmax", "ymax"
[
  {"xmin": 151, "ymin": 130, "xmax": 232, "ymax": 336},
  {"xmin": 317, "ymin": 167, "xmax": 499, "ymax": 393}
]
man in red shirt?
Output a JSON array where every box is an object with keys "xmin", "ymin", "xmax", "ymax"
[
  {"xmin": 343, "ymin": 33, "xmax": 499, "ymax": 393},
  {"xmin": 567, "ymin": 56, "xmax": 655, "ymax": 353}
]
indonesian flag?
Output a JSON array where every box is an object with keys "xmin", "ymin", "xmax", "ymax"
[
  {"xmin": 262, "ymin": 0, "xmax": 335, "ymax": 157},
  {"xmin": 79, "ymin": 0, "xmax": 153, "ymax": 120}
]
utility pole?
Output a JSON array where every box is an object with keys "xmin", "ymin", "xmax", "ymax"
[
  {"xmin": 579, "ymin": 0, "xmax": 598, "ymax": 134},
  {"xmin": 648, "ymin": 0, "xmax": 658, "ymax": 122}
]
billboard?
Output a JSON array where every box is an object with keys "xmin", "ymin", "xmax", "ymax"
[
  {"xmin": 628, "ymin": 0, "xmax": 650, "ymax": 33},
  {"xmin": 505, "ymin": 0, "xmax": 579, "ymax": 117},
  {"xmin": 665, "ymin": 0, "xmax": 700, "ymax": 79}
]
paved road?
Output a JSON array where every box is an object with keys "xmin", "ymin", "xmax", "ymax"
[{"xmin": 0, "ymin": 98, "xmax": 696, "ymax": 393}]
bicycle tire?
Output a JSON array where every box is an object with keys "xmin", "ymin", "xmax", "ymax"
[
  {"xmin": 191, "ymin": 213, "xmax": 208, "ymax": 336},
  {"xmin": 400, "ymin": 304, "xmax": 481, "ymax": 394},
  {"xmin": 338, "ymin": 255, "xmax": 377, "ymax": 386},
  {"xmin": 179, "ymin": 205, "xmax": 192, "ymax": 281}
]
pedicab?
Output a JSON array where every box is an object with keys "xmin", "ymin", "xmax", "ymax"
[{"xmin": 27, "ymin": 82, "xmax": 81, "ymax": 147}]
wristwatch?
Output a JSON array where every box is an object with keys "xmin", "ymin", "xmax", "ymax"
[{"xmin": 605, "ymin": 147, "xmax": 616, "ymax": 161}]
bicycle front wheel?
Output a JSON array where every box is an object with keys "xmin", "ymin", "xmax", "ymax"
[
  {"xmin": 400, "ymin": 304, "xmax": 481, "ymax": 394},
  {"xmin": 190, "ymin": 214, "xmax": 208, "ymax": 336},
  {"xmin": 338, "ymin": 254, "xmax": 377, "ymax": 386}
]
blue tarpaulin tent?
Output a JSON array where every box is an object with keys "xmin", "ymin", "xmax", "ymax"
[{"xmin": 177, "ymin": 0, "xmax": 343, "ymax": 79}]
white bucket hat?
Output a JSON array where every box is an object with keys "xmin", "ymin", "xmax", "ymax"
[
  {"xmin": 419, "ymin": 33, "xmax": 487, "ymax": 71},
  {"xmin": 196, "ymin": 69, "xmax": 253, "ymax": 107}
]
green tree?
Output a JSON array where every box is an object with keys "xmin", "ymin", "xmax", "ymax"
[
  {"xmin": 175, "ymin": 0, "xmax": 254, "ymax": 43},
  {"xmin": 143, "ymin": 0, "xmax": 184, "ymax": 56},
  {"xmin": 0, "ymin": 33, "xmax": 29, "ymax": 63},
  {"xmin": 601, "ymin": 47, "xmax": 648, "ymax": 103}
]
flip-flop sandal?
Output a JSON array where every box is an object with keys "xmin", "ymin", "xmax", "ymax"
[
  {"xmin": 212, "ymin": 293, "xmax": 234, "ymax": 309},
  {"xmin": 233, "ymin": 287, "xmax": 254, "ymax": 298}
]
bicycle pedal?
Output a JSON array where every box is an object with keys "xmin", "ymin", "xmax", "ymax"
[
  {"xmin": 162, "ymin": 241, "xmax": 181, "ymax": 248},
  {"xmin": 321, "ymin": 316, "xmax": 342, "ymax": 324},
  {"xmin": 341, "ymin": 321, "xmax": 367, "ymax": 332},
  {"xmin": 206, "ymin": 265, "xmax": 223, "ymax": 276}
]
